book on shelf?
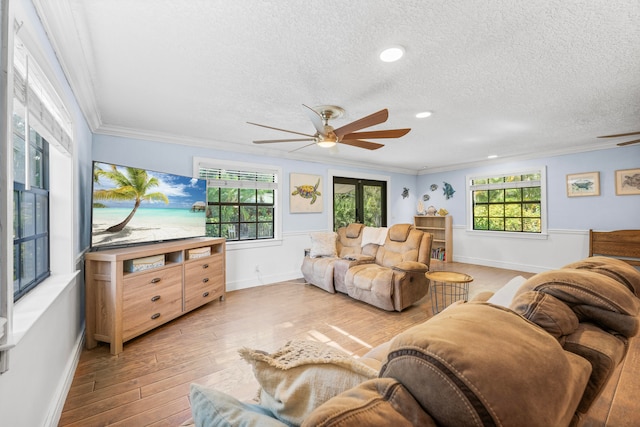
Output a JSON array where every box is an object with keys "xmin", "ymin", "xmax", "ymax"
[{"xmin": 431, "ymin": 247, "xmax": 446, "ymax": 261}]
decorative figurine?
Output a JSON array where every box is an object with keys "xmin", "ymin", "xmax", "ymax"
[
  {"xmin": 426, "ymin": 205, "xmax": 437, "ymax": 216},
  {"xmin": 417, "ymin": 200, "xmax": 425, "ymax": 215},
  {"xmin": 443, "ymin": 182, "xmax": 455, "ymax": 199},
  {"xmin": 438, "ymin": 208, "xmax": 449, "ymax": 216}
]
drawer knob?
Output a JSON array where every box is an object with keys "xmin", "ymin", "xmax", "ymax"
[
  {"xmin": 202, "ymin": 277, "xmax": 209, "ymax": 283},
  {"xmin": 151, "ymin": 295, "xmax": 161, "ymax": 302},
  {"xmin": 202, "ymin": 264, "xmax": 209, "ymax": 269},
  {"xmin": 151, "ymin": 313, "xmax": 161, "ymax": 320},
  {"xmin": 150, "ymin": 277, "xmax": 161, "ymax": 284},
  {"xmin": 202, "ymin": 291, "xmax": 210, "ymax": 298}
]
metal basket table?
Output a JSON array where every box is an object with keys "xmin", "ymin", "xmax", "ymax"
[{"xmin": 425, "ymin": 271, "xmax": 474, "ymax": 314}]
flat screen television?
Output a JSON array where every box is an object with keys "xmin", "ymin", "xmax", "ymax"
[{"xmin": 90, "ymin": 161, "xmax": 207, "ymax": 250}]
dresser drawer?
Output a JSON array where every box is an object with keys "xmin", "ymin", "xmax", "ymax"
[
  {"xmin": 184, "ymin": 254, "xmax": 224, "ymax": 311},
  {"xmin": 122, "ymin": 265, "xmax": 183, "ymax": 340}
]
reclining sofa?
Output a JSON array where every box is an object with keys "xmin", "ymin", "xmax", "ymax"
[
  {"xmin": 301, "ymin": 223, "xmax": 433, "ymax": 311},
  {"xmin": 188, "ymin": 256, "xmax": 640, "ymax": 426}
]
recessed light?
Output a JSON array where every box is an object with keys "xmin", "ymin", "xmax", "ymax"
[
  {"xmin": 416, "ymin": 111, "xmax": 432, "ymax": 118},
  {"xmin": 488, "ymin": 155, "xmax": 498, "ymax": 159},
  {"xmin": 379, "ymin": 46, "xmax": 405, "ymax": 62}
]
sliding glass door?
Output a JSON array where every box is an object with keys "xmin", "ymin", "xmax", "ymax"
[{"xmin": 333, "ymin": 177, "xmax": 386, "ymax": 230}]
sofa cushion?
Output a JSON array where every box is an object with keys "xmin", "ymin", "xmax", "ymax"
[
  {"xmin": 388, "ymin": 223, "xmax": 412, "ymax": 242},
  {"xmin": 239, "ymin": 340, "xmax": 378, "ymax": 426},
  {"xmin": 189, "ymin": 384, "xmax": 287, "ymax": 427},
  {"xmin": 515, "ymin": 269, "xmax": 640, "ymax": 337},
  {"xmin": 509, "ymin": 291, "xmax": 579, "ymax": 340},
  {"xmin": 345, "ymin": 223, "xmax": 364, "ymax": 238},
  {"xmin": 310, "ymin": 232, "xmax": 338, "ymax": 258},
  {"xmin": 380, "ymin": 303, "xmax": 591, "ymax": 427},
  {"xmin": 302, "ymin": 378, "xmax": 437, "ymax": 427},
  {"xmin": 563, "ymin": 256, "xmax": 640, "ymax": 296},
  {"xmin": 486, "ymin": 275, "xmax": 527, "ymax": 307}
]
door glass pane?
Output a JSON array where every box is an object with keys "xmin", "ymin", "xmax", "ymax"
[
  {"xmin": 363, "ymin": 185, "xmax": 382, "ymax": 227},
  {"xmin": 333, "ymin": 182, "xmax": 356, "ymax": 229}
]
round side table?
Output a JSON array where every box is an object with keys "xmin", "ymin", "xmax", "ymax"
[{"xmin": 425, "ymin": 271, "xmax": 474, "ymax": 314}]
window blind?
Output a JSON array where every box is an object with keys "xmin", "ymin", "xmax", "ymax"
[
  {"xmin": 199, "ymin": 166, "xmax": 278, "ymax": 190},
  {"xmin": 14, "ymin": 38, "xmax": 73, "ymax": 155}
]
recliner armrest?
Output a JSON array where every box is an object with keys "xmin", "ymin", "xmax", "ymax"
[
  {"xmin": 392, "ymin": 261, "xmax": 428, "ymax": 273},
  {"xmin": 342, "ymin": 254, "xmax": 375, "ymax": 263}
]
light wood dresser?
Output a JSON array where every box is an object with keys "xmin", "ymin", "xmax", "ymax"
[{"xmin": 84, "ymin": 237, "xmax": 225, "ymax": 354}]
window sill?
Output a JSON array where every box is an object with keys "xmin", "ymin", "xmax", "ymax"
[
  {"xmin": 465, "ymin": 230, "xmax": 549, "ymax": 240},
  {"xmin": 9, "ymin": 271, "xmax": 80, "ymax": 346}
]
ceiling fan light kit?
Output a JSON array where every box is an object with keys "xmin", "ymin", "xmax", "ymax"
[{"xmin": 248, "ymin": 104, "xmax": 411, "ymax": 151}]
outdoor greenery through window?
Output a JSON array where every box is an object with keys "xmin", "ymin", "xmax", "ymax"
[
  {"xmin": 333, "ymin": 177, "xmax": 386, "ymax": 230},
  {"xmin": 13, "ymin": 114, "xmax": 50, "ymax": 301},
  {"xmin": 199, "ymin": 167, "xmax": 277, "ymax": 241},
  {"xmin": 470, "ymin": 171, "xmax": 542, "ymax": 233}
]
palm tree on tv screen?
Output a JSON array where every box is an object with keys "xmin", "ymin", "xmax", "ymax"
[{"xmin": 94, "ymin": 165, "xmax": 169, "ymax": 232}]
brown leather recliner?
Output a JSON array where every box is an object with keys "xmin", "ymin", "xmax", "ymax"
[
  {"xmin": 343, "ymin": 223, "xmax": 433, "ymax": 311},
  {"xmin": 301, "ymin": 223, "xmax": 374, "ymax": 293}
]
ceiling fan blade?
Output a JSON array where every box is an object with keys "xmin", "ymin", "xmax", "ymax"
[
  {"xmin": 598, "ymin": 131, "xmax": 640, "ymax": 138},
  {"xmin": 253, "ymin": 138, "xmax": 316, "ymax": 144},
  {"xmin": 247, "ymin": 122, "xmax": 316, "ymax": 138},
  {"xmin": 617, "ymin": 139, "xmax": 640, "ymax": 146},
  {"xmin": 342, "ymin": 128, "xmax": 411, "ymax": 140},
  {"xmin": 288, "ymin": 142, "xmax": 318, "ymax": 153},
  {"xmin": 302, "ymin": 104, "xmax": 326, "ymax": 136},
  {"xmin": 339, "ymin": 139, "xmax": 384, "ymax": 150},
  {"xmin": 334, "ymin": 109, "xmax": 389, "ymax": 138}
]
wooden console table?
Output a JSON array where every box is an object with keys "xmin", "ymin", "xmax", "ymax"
[{"xmin": 84, "ymin": 237, "xmax": 225, "ymax": 354}]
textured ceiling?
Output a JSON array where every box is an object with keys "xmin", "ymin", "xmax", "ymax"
[{"xmin": 33, "ymin": 0, "xmax": 640, "ymax": 173}]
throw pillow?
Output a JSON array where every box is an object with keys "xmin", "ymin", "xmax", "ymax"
[
  {"xmin": 486, "ymin": 275, "xmax": 527, "ymax": 307},
  {"xmin": 189, "ymin": 383, "xmax": 287, "ymax": 427},
  {"xmin": 309, "ymin": 232, "xmax": 338, "ymax": 258},
  {"xmin": 239, "ymin": 340, "xmax": 378, "ymax": 426}
]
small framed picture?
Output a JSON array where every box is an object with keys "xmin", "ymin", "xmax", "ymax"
[
  {"xmin": 566, "ymin": 172, "xmax": 600, "ymax": 197},
  {"xmin": 615, "ymin": 168, "xmax": 640, "ymax": 195}
]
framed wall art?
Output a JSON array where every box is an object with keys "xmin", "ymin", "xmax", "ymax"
[
  {"xmin": 566, "ymin": 172, "xmax": 600, "ymax": 197},
  {"xmin": 615, "ymin": 168, "xmax": 640, "ymax": 195},
  {"xmin": 290, "ymin": 173, "xmax": 323, "ymax": 213}
]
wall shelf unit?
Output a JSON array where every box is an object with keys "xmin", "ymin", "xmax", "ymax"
[
  {"xmin": 84, "ymin": 237, "xmax": 225, "ymax": 355},
  {"xmin": 414, "ymin": 215, "xmax": 453, "ymax": 263}
]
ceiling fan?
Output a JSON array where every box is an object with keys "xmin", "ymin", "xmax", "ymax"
[
  {"xmin": 597, "ymin": 131, "xmax": 640, "ymax": 146},
  {"xmin": 248, "ymin": 104, "xmax": 411, "ymax": 151}
]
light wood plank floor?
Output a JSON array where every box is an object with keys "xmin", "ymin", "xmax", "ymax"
[{"xmin": 59, "ymin": 262, "xmax": 638, "ymax": 426}]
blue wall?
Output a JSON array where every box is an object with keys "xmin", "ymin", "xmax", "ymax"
[
  {"xmin": 92, "ymin": 134, "xmax": 419, "ymax": 232},
  {"xmin": 417, "ymin": 145, "xmax": 640, "ymax": 231}
]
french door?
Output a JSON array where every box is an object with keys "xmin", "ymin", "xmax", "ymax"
[{"xmin": 333, "ymin": 177, "xmax": 386, "ymax": 230}]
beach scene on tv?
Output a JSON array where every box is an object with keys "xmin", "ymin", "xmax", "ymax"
[{"xmin": 91, "ymin": 162, "xmax": 207, "ymax": 249}]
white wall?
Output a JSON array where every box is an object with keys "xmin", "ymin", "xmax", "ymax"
[{"xmin": 0, "ymin": 1, "xmax": 92, "ymax": 425}]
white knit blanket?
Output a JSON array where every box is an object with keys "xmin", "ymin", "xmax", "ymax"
[{"xmin": 361, "ymin": 226, "xmax": 387, "ymax": 247}]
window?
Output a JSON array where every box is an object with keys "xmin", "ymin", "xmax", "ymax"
[
  {"xmin": 469, "ymin": 169, "xmax": 545, "ymax": 234},
  {"xmin": 197, "ymin": 162, "xmax": 279, "ymax": 241},
  {"xmin": 10, "ymin": 37, "xmax": 72, "ymax": 301},
  {"xmin": 13, "ymin": 115, "xmax": 50, "ymax": 300},
  {"xmin": 333, "ymin": 177, "xmax": 387, "ymax": 230}
]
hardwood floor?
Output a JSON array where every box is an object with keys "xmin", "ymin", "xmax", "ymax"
[{"xmin": 59, "ymin": 262, "xmax": 638, "ymax": 426}]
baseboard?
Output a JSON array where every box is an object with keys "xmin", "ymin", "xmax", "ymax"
[
  {"xmin": 45, "ymin": 328, "xmax": 85, "ymax": 427},
  {"xmin": 226, "ymin": 270, "xmax": 304, "ymax": 291},
  {"xmin": 453, "ymin": 256, "xmax": 550, "ymax": 274}
]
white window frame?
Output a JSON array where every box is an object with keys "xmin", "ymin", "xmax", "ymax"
[
  {"xmin": 466, "ymin": 166, "xmax": 548, "ymax": 239},
  {"xmin": 193, "ymin": 157, "xmax": 283, "ymax": 249},
  {"xmin": 1, "ymin": 22, "xmax": 77, "ymax": 371}
]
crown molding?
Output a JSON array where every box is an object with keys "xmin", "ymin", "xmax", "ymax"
[
  {"xmin": 31, "ymin": 0, "xmax": 102, "ymax": 131},
  {"xmin": 95, "ymin": 123, "xmax": 419, "ymax": 176}
]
